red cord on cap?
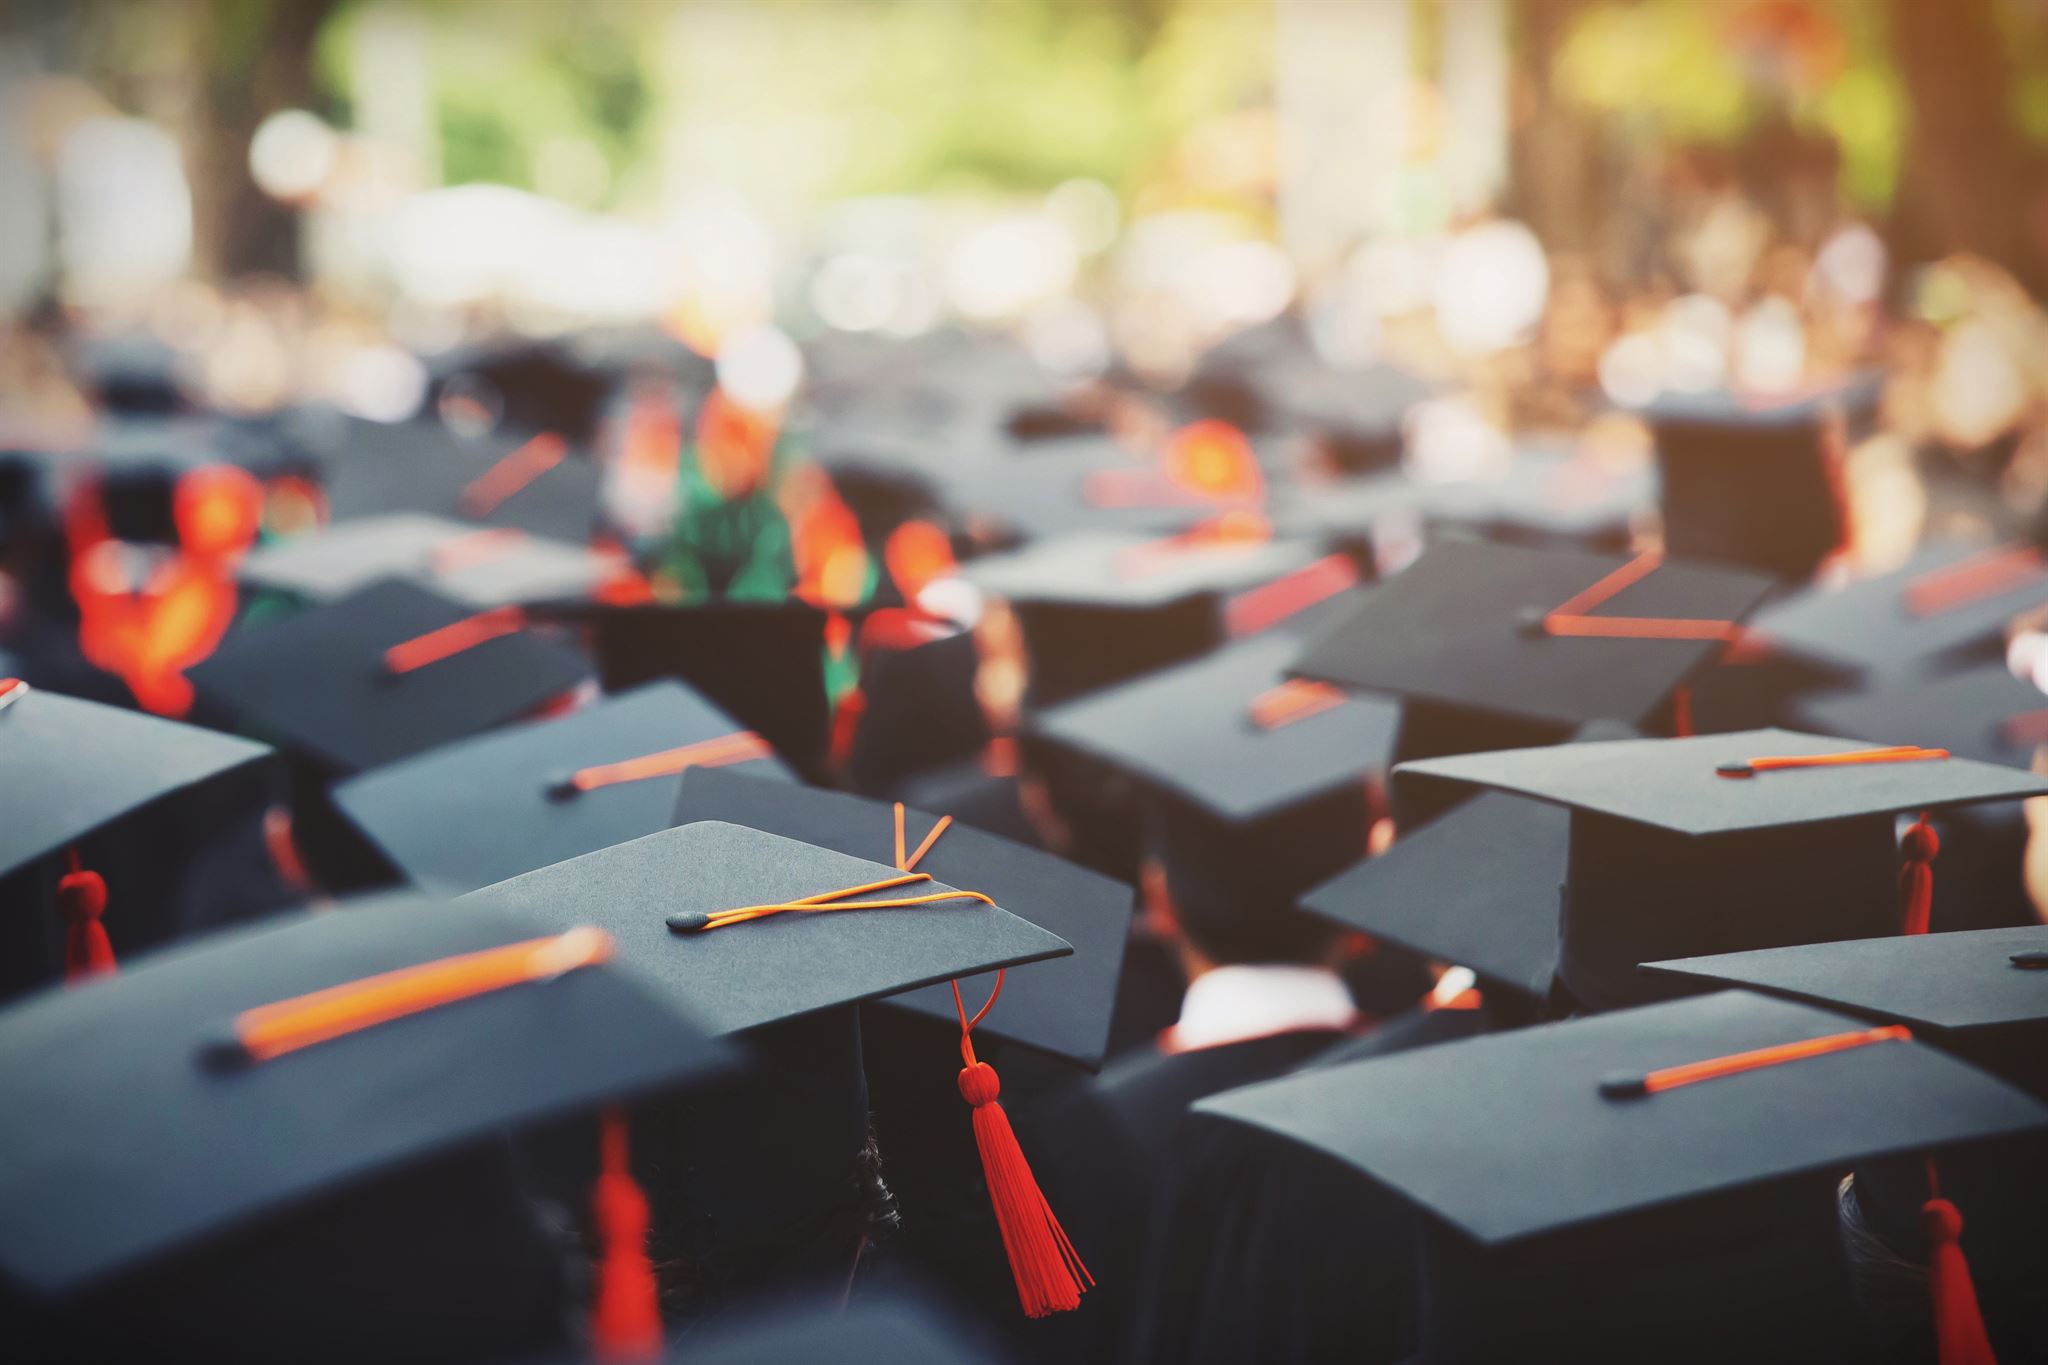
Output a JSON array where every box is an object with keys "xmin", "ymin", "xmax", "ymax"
[
  {"xmin": 1900, "ymin": 816, "xmax": 1940, "ymax": 937},
  {"xmin": 1246, "ymin": 679, "xmax": 1348, "ymax": 730},
  {"xmin": 461, "ymin": 433, "xmax": 569, "ymax": 518},
  {"xmin": 383, "ymin": 606, "xmax": 529, "ymax": 675},
  {"xmin": 589, "ymin": 1106, "xmax": 663, "ymax": 1363},
  {"xmin": 1903, "ymin": 543, "xmax": 2048, "ymax": 618},
  {"xmin": 1529, "ymin": 550, "xmax": 1749, "ymax": 646},
  {"xmin": 59, "ymin": 846, "xmax": 115, "ymax": 984},
  {"xmin": 0, "ymin": 677, "xmax": 27, "ymax": 712}
]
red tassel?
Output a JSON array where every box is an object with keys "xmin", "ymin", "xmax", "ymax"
[
  {"xmin": 589, "ymin": 1107, "xmax": 663, "ymax": 1363},
  {"xmin": 957, "ymin": 1035, "xmax": 1091, "ymax": 1317},
  {"xmin": 1923, "ymin": 1196, "xmax": 1999, "ymax": 1365},
  {"xmin": 59, "ymin": 849, "xmax": 115, "ymax": 984},
  {"xmin": 1669, "ymin": 684, "xmax": 1694, "ymax": 738},
  {"xmin": 1901, "ymin": 817, "xmax": 1940, "ymax": 937}
]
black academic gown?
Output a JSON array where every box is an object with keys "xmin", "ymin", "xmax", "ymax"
[
  {"xmin": 1016, "ymin": 1024, "xmax": 1356, "ymax": 1364},
  {"xmin": 1123, "ymin": 1006, "xmax": 1500, "ymax": 1365}
]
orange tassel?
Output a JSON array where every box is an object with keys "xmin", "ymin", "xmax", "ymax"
[
  {"xmin": 1901, "ymin": 817, "xmax": 1939, "ymax": 937},
  {"xmin": 59, "ymin": 848, "xmax": 115, "ymax": 983},
  {"xmin": 1923, "ymin": 1195, "xmax": 1999, "ymax": 1365},
  {"xmin": 954, "ymin": 978, "xmax": 1091, "ymax": 1318},
  {"xmin": 590, "ymin": 1107, "xmax": 663, "ymax": 1363}
]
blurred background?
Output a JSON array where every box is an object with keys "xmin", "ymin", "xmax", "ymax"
[{"xmin": 4, "ymin": 0, "xmax": 2048, "ymax": 593}]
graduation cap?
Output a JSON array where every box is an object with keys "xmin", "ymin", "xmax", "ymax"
[
  {"xmin": 186, "ymin": 578, "xmax": 592, "ymax": 774},
  {"xmin": 1299, "ymin": 723, "xmax": 1642, "ymax": 1006},
  {"xmin": 0, "ymin": 680, "xmax": 274, "ymax": 994},
  {"xmin": 587, "ymin": 599, "xmax": 833, "ymax": 778},
  {"xmin": 70, "ymin": 333, "xmax": 190, "ymax": 416},
  {"xmin": 1793, "ymin": 661, "xmax": 2048, "ymax": 769},
  {"xmin": 1639, "ymin": 372, "xmax": 1881, "ymax": 582},
  {"xmin": 0, "ymin": 891, "xmax": 732, "ymax": 1360},
  {"xmin": 1032, "ymin": 630, "xmax": 1401, "ymax": 828},
  {"xmin": 322, "ymin": 416, "xmax": 604, "ymax": 542},
  {"xmin": 846, "ymin": 628, "xmax": 991, "ymax": 794},
  {"xmin": 425, "ymin": 335, "xmax": 617, "ymax": 446},
  {"xmin": 463, "ymin": 820, "xmax": 1093, "ymax": 1317},
  {"xmin": 1292, "ymin": 540, "xmax": 1774, "ymax": 825},
  {"xmin": 1751, "ymin": 538, "xmax": 2048, "ymax": 677},
  {"xmin": 933, "ymin": 435, "xmax": 1238, "ymax": 546},
  {"xmin": 1396, "ymin": 728, "xmax": 2048, "ymax": 1010},
  {"xmin": 671, "ymin": 766, "xmax": 1133, "ymax": 1069},
  {"xmin": 334, "ymin": 681, "xmax": 794, "ymax": 893},
  {"xmin": 237, "ymin": 512, "xmax": 622, "ymax": 610},
  {"xmin": 965, "ymin": 526, "xmax": 1324, "ymax": 706},
  {"xmin": 1195, "ymin": 989, "xmax": 2048, "ymax": 1364}
]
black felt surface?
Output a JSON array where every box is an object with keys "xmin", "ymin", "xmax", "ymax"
[
  {"xmin": 1792, "ymin": 662, "xmax": 2048, "ymax": 767},
  {"xmin": 964, "ymin": 531, "xmax": 1322, "ymax": 610},
  {"xmin": 671, "ymin": 768, "xmax": 1132, "ymax": 1067},
  {"xmin": 460, "ymin": 821, "xmax": 1071, "ymax": 1036},
  {"xmin": 238, "ymin": 513, "xmax": 613, "ymax": 608},
  {"xmin": 321, "ymin": 417, "xmax": 602, "ymax": 541},
  {"xmin": 0, "ymin": 687, "xmax": 273, "ymax": 878},
  {"xmin": 1032, "ymin": 631, "xmax": 1401, "ymax": 824},
  {"xmin": 1195, "ymin": 990, "xmax": 2048, "ymax": 1245},
  {"xmin": 0, "ymin": 892, "xmax": 732, "ymax": 1295},
  {"xmin": 1398, "ymin": 727, "xmax": 2048, "ymax": 835},
  {"xmin": 187, "ymin": 578, "xmax": 592, "ymax": 773},
  {"xmin": 1289, "ymin": 540, "xmax": 1774, "ymax": 726},
  {"xmin": 1645, "ymin": 925, "xmax": 2048, "ymax": 1034},
  {"xmin": 334, "ymin": 681, "xmax": 793, "ymax": 892}
]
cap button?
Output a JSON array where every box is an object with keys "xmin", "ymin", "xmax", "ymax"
[
  {"xmin": 665, "ymin": 911, "xmax": 712, "ymax": 934},
  {"xmin": 1514, "ymin": 607, "xmax": 1552, "ymax": 637},
  {"xmin": 1597, "ymin": 1071, "xmax": 1650, "ymax": 1099},
  {"xmin": 1715, "ymin": 761, "xmax": 1755, "ymax": 779},
  {"xmin": 196, "ymin": 1034, "xmax": 254, "ymax": 1073},
  {"xmin": 543, "ymin": 772, "xmax": 582, "ymax": 802},
  {"xmin": 2010, "ymin": 949, "xmax": 2048, "ymax": 970}
]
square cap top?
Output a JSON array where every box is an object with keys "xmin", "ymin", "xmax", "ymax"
[
  {"xmin": 322, "ymin": 417, "xmax": 602, "ymax": 541},
  {"xmin": 1644, "ymin": 926, "xmax": 2048, "ymax": 1036},
  {"xmin": 963, "ymin": 529, "xmax": 1323, "ymax": 611},
  {"xmin": 1194, "ymin": 989, "xmax": 2048, "ymax": 1246},
  {"xmin": 1751, "ymin": 539, "xmax": 2048, "ymax": 674},
  {"xmin": 1031, "ymin": 631, "xmax": 1401, "ymax": 826},
  {"xmin": 186, "ymin": 578, "xmax": 592, "ymax": 773},
  {"xmin": 671, "ymin": 767, "xmax": 1131, "ymax": 1067},
  {"xmin": 461, "ymin": 820, "xmax": 1071, "ymax": 1037},
  {"xmin": 0, "ymin": 892, "xmax": 731, "ymax": 1296},
  {"xmin": 0, "ymin": 683, "xmax": 273, "ymax": 879},
  {"xmin": 672, "ymin": 1295, "xmax": 1016, "ymax": 1365},
  {"xmin": 1793, "ymin": 662, "xmax": 2048, "ymax": 767},
  {"xmin": 1301, "ymin": 721, "xmax": 1635, "ymax": 1001},
  {"xmin": 334, "ymin": 681, "xmax": 794, "ymax": 892},
  {"xmin": 586, "ymin": 599, "xmax": 832, "ymax": 776},
  {"xmin": 237, "ymin": 513, "xmax": 618, "ymax": 610},
  {"xmin": 1289, "ymin": 540, "xmax": 1775, "ymax": 727},
  {"xmin": 1396, "ymin": 727, "xmax": 2048, "ymax": 837}
]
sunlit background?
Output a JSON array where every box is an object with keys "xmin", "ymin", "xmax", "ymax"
[{"xmin": 5, "ymin": 0, "xmax": 2048, "ymax": 565}]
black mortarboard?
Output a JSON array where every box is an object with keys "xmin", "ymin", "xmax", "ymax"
[
  {"xmin": 1197, "ymin": 990, "xmax": 2048, "ymax": 1363},
  {"xmin": 1645, "ymin": 926, "xmax": 2048, "ymax": 1092},
  {"xmin": 1422, "ymin": 444, "xmax": 1654, "ymax": 552},
  {"xmin": 0, "ymin": 892, "xmax": 731, "ymax": 1301},
  {"xmin": 671, "ymin": 767, "xmax": 1131, "ymax": 1068},
  {"xmin": 846, "ymin": 628, "xmax": 991, "ymax": 794},
  {"xmin": 1291, "ymin": 539, "xmax": 1775, "ymax": 730},
  {"xmin": 0, "ymin": 682, "xmax": 272, "ymax": 883},
  {"xmin": 187, "ymin": 578, "xmax": 592, "ymax": 773},
  {"xmin": 1396, "ymin": 728, "xmax": 2048, "ymax": 1010},
  {"xmin": 1300, "ymin": 720, "xmax": 1636, "ymax": 1006},
  {"xmin": 932, "ymin": 436, "xmax": 1219, "ymax": 546},
  {"xmin": 322, "ymin": 416, "xmax": 603, "ymax": 542},
  {"xmin": 1640, "ymin": 373, "xmax": 1881, "ymax": 581},
  {"xmin": 334, "ymin": 681, "xmax": 793, "ymax": 893},
  {"xmin": 0, "ymin": 682, "xmax": 278, "ymax": 996},
  {"xmin": 238, "ymin": 512, "xmax": 619, "ymax": 609},
  {"xmin": 1793, "ymin": 660, "xmax": 2048, "ymax": 768},
  {"xmin": 671, "ymin": 1294, "xmax": 1018, "ymax": 1365},
  {"xmin": 1032, "ymin": 630, "xmax": 1401, "ymax": 827},
  {"xmin": 462, "ymin": 820, "xmax": 1070, "ymax": 1036},
  {"xmin": 71, "ymin": 333, "xmax": 189, "ymax": 416},
  {"xmin": 587, "ymin": 599, "xmax": 833, "ymax": 778},
  {"xmin": 966, "ymin": 529, "xmax": 1324, "ymax": 705},
  {"xmin": 1752, "ymin": 538, "xmax": 2048, "ymax": 676}
]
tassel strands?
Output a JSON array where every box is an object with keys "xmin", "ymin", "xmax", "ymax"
[
  {"xmin": 59, "ymin": 846, "xmax": 115, "ymax": 983},
  {"xmin": 589, "ymin": 1106, "xmax": 664, "ymax": 1363}
]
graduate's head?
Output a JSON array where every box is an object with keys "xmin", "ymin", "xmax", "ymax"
[{"xmin": 1146, "ymin": 783, "xmax": 1367, "ymax": 969}]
